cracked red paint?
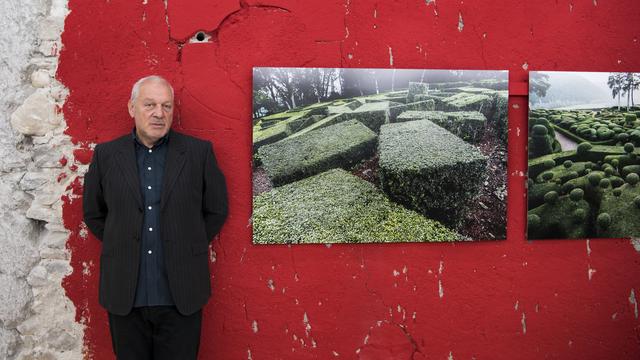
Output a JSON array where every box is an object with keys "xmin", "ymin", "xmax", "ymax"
[{"xmin": 56, "ymin": 0, "xmax": 640, "ymax": 359}]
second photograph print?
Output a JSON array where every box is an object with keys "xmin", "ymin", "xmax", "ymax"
[{"xmin": 253, "ymin": 68, "xmax": 508, "ymax": 244}]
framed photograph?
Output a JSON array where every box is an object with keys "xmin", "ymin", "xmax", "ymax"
[
  {"xmin": 253, "ymin": 67, "xmax": 508, "ymax": 244},
  {"xmin": 528, "ymin": 71, "xmax": 640, "ymax": 239}
]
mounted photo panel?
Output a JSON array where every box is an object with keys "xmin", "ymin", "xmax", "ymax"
[
  {"xmin": 527, "ymin": 71, "xmax": 640, "ymax": 239},
  {"xmin": 252, "ymin": 68, "xmax": 508, "ymax": 244}
]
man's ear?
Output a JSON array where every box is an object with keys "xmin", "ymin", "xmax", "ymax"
[{"xmin": 127, "ymin": 100, "xmax": 135, "ymax": 117}]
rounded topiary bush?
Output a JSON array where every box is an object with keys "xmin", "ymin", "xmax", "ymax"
[
  {"xmin": 624, "ymin": 142, "xmax": 635, "ymax": 154},
  {"xmin": 604, "ymin": 167, "xmax": 615, "ymax": 176},
  {"xmin": 588, "ymin": 172, "xmax": 602, "ymax": 186},
  {"xmin": 627, "ymin": 173, "xmax": 640, "ymax": 186},
  {"xmin": 611, "ymin": 176, "xmax": 625, "ymax": 188},
  {"xmin": 597, "ymin": 213, "xmax": 611, "ymax": 229},
  {"xmin": 544, "ymin": 191, "xmax": 559, "ymax": 204},
  {"xmin": 599, "ymin": 178, "xmax": 611, "ymax": 188},
  {"xmin": 541, "ymin": 172, "xmax": 554, "ymax": 181},
  {"xmin": 613, "ymin": 188, "xmax": 622, "ymax": 197},
  {"xmin": 569, "ymin": 188, "xmax": 584, "ymax": 202},
  {"xmin": 577, "ymin": 142, "xmax": 593, "ymax": 155},
  {"xmin": 543, "ymin": 159, "xmax": 556, "ymax": 169},
  {"xmin": 532, "ymin": 124, "xmax": 548, "ymax": 136},
  {"xmin": 573, "ymin": 208, "xmax": 586, "ymax": 223},
  {"xmin": 563, "ymin": 160, "xmax": 573, "ymax": 169},
  {"xmin": 612, "ymin": 159, "xmax": 619, "ymax": 168}
]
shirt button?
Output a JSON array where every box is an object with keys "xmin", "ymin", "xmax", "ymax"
[
  {"xmin": 148, "ymin": 149, "xmax": 153, "ymax": 153},
  {"xmin": 148, "ymin": 206, "xmax": 152, "ymax": 210},
  {"xmin": 147, "ymin": 166, "xmax": 152, "ymax": 171},
  {"xmin": 148, "ymin": 250, "xmax": 152, "ymax": 254},
  {"xmin": 148, "ymin": 227, "xmax": 153, "ymax": 232},
  {"xmin": 147, "ymin": 185, "xmax": 152, "ymax": 190}
]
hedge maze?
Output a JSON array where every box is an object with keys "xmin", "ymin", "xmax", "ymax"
[
  {"xmin": 528, "ymin": 107, "xmax": 640, "ymax": 239},
  {"xmin": 253, "ymin": 81, "xmax": 508, "ymax": 244}
]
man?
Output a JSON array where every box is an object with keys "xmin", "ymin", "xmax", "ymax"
[{"xmin": 83, "ymin": 75, "xmax": 228, "ymax": 359}]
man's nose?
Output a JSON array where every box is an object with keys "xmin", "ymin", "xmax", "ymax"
[{"xmin": 151, "ymin": 104, "xmax": 163, "ymax": 117}]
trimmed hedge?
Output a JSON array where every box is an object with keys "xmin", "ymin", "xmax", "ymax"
[
  {"xmin": 378, "ymin": 120, "xmax": 488, "ymax": 226},
  {"xmin": 441, "ymin": 92, "xmax": 492, "ymax": 112},
  {"xmin": 258, "ymin": 120, "xmax": 377, "ymax": 186},
  {"xmin": 394, "ymin": 110, "xmax": 486, "ymax": 143},
  {"xmin": 527, "ymin": 194, "xmax": 591, "ymax": 239},
  {"xmin": 407, "ymin": 82, "xmax": 429, "ymax": 102},
  {"xmin": 597, "ymin": 183, "xmax": 640, "ymax": 237},
  {"xmin": 253, "ymin": 169, "xmax": 462, "ymax": 244},
  {"xmin": 349, "ymin": 101, "xmax": 399, "ymax": 132}
]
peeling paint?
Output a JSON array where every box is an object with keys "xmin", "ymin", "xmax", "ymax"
[
  {"xmin": 448, "ymin": 351, "xmax": 454, "ymax": 360},
  {"xmin": 588, "ymin": 266, "xmax": 596, "ymax": 281},
  {"xmin": 303, "ymin": 312, "xmax": 312, "ymax": 337},
  {"xmin": 252, "ymin": 320, "xmax": 259, "ymax": 333},
  {"xmin": 630, "ymin": 238, "xmax": 640, "ymax": 252},
  {"xmin": 521, "ymin": 312, "xmax": 527, "ymax": 334},
  {"xmin": 267, "ymin": 279, "xmax": 275, "ymax": 292},
  {"xmin": 629, "ymin": 289, "xmax": 638, "ymax": 319},
  {"xmin": 586, "ymin": 240, "xmax": 592, "ymax": 256},
  {"xmin": 514, "ymin": 300, "xmax": 519, "ymax": 311},
  {"xmin": 457, "ymin": 12, "xmax": 464, "ymax": 32},
  {"xmin": 388, "ymin": 46, "xmax": 394, "ymax": 66}
]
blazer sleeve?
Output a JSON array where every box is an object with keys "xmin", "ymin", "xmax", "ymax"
[
  {"xmin": 83, "ymin": 144, "xmax": 107, "ymax": 241},
  {"xmin": 203, "ymin": 142, "xmax": 228, "ymax": 242}
]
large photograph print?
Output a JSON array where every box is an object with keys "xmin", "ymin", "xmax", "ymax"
[
  {"xmin": 528, "ymin": 71, "xmax": 640, "ymax": 239},
  {"xmin": 253, "ymin": 67, "xmax": 508, "ymax": 244}
]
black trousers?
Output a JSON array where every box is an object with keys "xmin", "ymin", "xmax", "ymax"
[{"xmin": 108, "ymin": 306, "xmax": 202, "ymax": 360}]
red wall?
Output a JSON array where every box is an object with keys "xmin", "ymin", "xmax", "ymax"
[{"xmin": 58, "ymin": 1, "xmax": 640, "ymax": 359}]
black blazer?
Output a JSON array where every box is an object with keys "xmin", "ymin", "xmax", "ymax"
[{"xmin": 83, "ymin": 130, "xmax": 228, "ymax": 316}]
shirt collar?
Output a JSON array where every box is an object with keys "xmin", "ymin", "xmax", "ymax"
[{"xmin": 132, "ymin": 127, "xmax": 170, "ymax": 148}]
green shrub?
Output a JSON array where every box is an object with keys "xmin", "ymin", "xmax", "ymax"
[
  {"xmin": 597, "ymin": 213, "xmax": 611, "ymax": 229},
  {"xmin": 577, "ymin": 142, "xmax": 593, "ymax": 155},
  {"xmin": 569, "ymin": 188, "xmax": 584, "ymax": 202},
  {"xmin": 627, "ymin": 173, "xmax": 640, "ymax": 186},
  {"xmin": 252, "ymin": 169, "xmax": 461, "ymax": 244},
  {"xmin": 258, "ymin": 120, "xmax": 377, "ymax": 186},
  {"xmin": 378, "ymin": 120, "xmax": 487, "ymax": 226}
]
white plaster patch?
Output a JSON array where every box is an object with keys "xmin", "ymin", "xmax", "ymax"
[
  {"xmin": 521, "ymin": 312, "xmax": 527, "ymax": 334},
  {"xmin": 588, "ymin": 266, "xmax": 596, "ymax": 281},
  {"xmin": 303, "ymin": 312, "xmax": 312, "ymax": 337},
  {"xmin": 629, "ymin": 289, "xmax": 638, "ymax": 319},
  {"xmin": 630, "ymin": 238, "xmax": 640, "ymax": 252}
]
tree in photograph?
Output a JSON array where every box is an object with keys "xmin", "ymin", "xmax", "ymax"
[
  {"xmin": 607, "ymin": 73, "xmax": 625, "ymax": 110},
  {"xmin": 530, "ymin": 73, "xmax": 551, "ymax": 105}
]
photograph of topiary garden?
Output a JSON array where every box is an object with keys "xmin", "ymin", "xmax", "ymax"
[
  {"xmin": 253, "ymin": 68, "xmax": 508, "ymax": 244},
  {"xmin": 528, "ymin": 71, "xmax": 640, "ymax": 239}
]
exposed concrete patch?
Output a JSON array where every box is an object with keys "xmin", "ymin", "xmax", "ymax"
[{"xmin": 0, "ymin": 0, "xmax": 83, "ymax": 358}]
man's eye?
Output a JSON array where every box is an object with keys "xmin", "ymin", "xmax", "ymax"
[
  {"xmin": 144, "ymin": 103, "xmax": 154, "ymax": 108},
  {"xmin": 163, "ymin": 104, "xmax": 172, "ymax": 110}
]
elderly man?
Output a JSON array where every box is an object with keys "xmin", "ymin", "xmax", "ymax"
[{"xmin": 83, "ymin": 75, "xmax": 228, "ymax": 359}]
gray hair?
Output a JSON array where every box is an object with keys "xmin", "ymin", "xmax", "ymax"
[{"xmin": 130, "ymin": 75, "xmax": 174, "ymax": 102}]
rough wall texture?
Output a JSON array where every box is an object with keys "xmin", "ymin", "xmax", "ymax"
[
  {"xmin": 1, "ymin": 0, "xmax": 83, "ymax": 358},
  {"xmin": 2, "ymin": 0, "xmax": 639, "ymax": 359}
]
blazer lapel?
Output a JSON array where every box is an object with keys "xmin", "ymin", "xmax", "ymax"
[
  {"xmin": 115, "ymin": 139, "xmax": 143, "ymax": 209},
  {"xmin": 161, "ymin": 132, "xmax": 187, "ymax": 211}
]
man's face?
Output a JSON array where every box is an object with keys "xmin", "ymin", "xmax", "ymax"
[{"xmin": 128, "ymin": 80, "xmax": 174, "ymax": 147}]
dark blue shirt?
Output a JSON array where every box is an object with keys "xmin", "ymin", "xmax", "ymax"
[{"xmin": 132, "ymin": 129, "xmax": 174, "ymax": 307}]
